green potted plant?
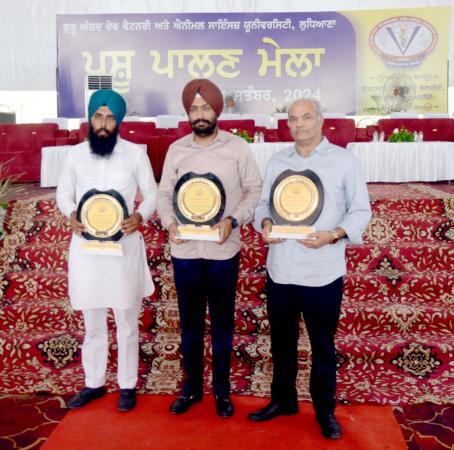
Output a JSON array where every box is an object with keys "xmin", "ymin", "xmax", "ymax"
[
  {"xmin": 387, "ymin": 126, "xmax": 415, "ymax": 142},
  {"xmin": 230, "ymin": 128, "xmax": 253, "ymax": 143},
  {"xmin": 0, "ymin": 160, "xmax": 23, "ymax": 240}
]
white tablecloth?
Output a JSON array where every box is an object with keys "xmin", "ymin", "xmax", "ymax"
[
  {"xmin": 41, "ymin": 145, "xmax": 73, "ymax": 187},
  {"xmin": 41, "ymin": 144, "xmax": 147, "ymax": 187},
  {"xmin": 41, "ymin": 142, "xmax": 292, "ymax": 187},
  {"xmin": 44, "ymin": 141, "xmax": 453, "ymax": 187},
  {"xmin": 248, "ymin": 142, "xmax": 291, "ymax": 178},
  {"xmin": 347, "ymin": 142, "xmax": 454, "ymax": 182}
]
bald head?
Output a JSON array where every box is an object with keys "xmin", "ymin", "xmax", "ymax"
[{"xmin": 288, "ymin": 98, "xmax": 323, "ymax": 119}]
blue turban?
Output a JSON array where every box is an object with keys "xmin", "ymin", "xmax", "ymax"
[{"xmin": 88, "ymin": 89, "xmax": 126, "ymax": 126}]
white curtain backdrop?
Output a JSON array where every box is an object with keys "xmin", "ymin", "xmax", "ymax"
[{"xmin": 0, "ymin": 0, "xmax": 453, "ymax": 90}]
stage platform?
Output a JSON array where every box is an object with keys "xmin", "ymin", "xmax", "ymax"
[{"xmin": 0, "ymin": 182, "xmax": 453, "ymax": 405}]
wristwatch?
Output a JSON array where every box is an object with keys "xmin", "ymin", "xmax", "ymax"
[
  {"xmin": 330, "ymin": 230, "xmax": 340, "ymax": 244},
  {"xmin": 227, "ymin": 216, "xmax": 238, "ymax": 229}
]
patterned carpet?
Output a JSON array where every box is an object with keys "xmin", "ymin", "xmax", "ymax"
[{"xmin": 0, "ymin": 182, "xmax": 453, "ymax": 448}]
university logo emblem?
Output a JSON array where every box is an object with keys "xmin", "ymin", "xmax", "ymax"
[{"xmin": 369, "ymin": 16, "xmax": 437, "ymax": 67}]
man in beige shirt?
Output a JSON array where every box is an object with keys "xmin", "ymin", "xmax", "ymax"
[{"xmin": 157, "ymin": 79, "xmax": 261, "ymax": 418}]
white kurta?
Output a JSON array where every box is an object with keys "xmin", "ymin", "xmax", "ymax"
[{"xmin": 56, "ymin": 138, "xmax": 157, "ymax": 310}]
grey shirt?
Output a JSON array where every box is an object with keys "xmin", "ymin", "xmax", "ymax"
[{"xmin": 254, "ymin": 138, "xmax": 371, "ymax": 287}]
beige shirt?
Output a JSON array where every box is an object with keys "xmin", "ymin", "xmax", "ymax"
[{"xmin": 157, "ymin": 129, "xmax": 262, "ymax": 260}]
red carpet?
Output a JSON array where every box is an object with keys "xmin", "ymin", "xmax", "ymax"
[{"xmin": 42, "ymin": 395, "xmax": 406, "ymax": 450}]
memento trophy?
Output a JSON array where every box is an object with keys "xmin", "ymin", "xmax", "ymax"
[
  {"xmin": 173, "ymin": 172, "xmax": 226, "ymax": 241},
  {"xmin": 76, "ymin": 189, "xmax": 128, "ymax": 256},
  {"xmin": 269, "ymin": 169, "xmax": 324, "ymax": 240}
]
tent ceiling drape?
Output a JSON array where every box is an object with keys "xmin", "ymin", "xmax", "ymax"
[{"xmin": 0, "ymin": 0, "xmax": 453, "ymax": 90}]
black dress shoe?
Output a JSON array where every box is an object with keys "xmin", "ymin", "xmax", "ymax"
[
  {"xmin": 317, "ymin": 414, "xmax": 342, "ymax": 440},
  {"xmin": 248, "ymin": 402, "xmax": 299, "ymax": 422},
  {"xmin": 215, "ymin": 397, "xmax": 234, "ymax": 418},
  {"xmin": 169, "ymin": 394, "xmax": 202, "ymax": 414},
  {"xmin": 66, "ymin": 386, "xmax": 106, "ymax": 409},
  {"xmin": 118, "ymin": 388, "xmax": 136, "ymax": 412}
]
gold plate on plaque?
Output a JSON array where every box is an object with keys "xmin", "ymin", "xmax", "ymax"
[
  {"xmin": 173, "ymin": 172, "xmax": 226, "ymax": 242},
  {"xmin": 269, "ymin": 169, "xmax": 324, "ymax": 240},
  {"xmin": 173, "ymin": 172, "xmax": 226, "ymax": 226},
  {"xmin": 270, "ymin": 169, "xmax": 324, "ymax": 226},
  {"xmin": 177, "ymin": 178, "xmax": 222, "ymax": 223},
  {"xmin": 273, "ymin": 175, "xmax": 319, "ymax": 222},
  {"xmin": 77, "ymin": 189, "xmax": 128, "ymax": 242}
]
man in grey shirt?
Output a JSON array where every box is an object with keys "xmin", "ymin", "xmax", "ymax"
[{"xmin": 248, "ymin": 99, "xmax": 371, "ymax": 440}]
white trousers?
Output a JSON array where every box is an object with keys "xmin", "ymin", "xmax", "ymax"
[{"xmin": 81, "ymin": 305, "xmax": 140, "ymax": 389}]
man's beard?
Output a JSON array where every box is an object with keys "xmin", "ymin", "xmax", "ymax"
[
  {"xmin": 88, "ymin": 125, "xmax": 118, "ymax": 157},
  {"xmin": 190, "ymin": 118, "xmax": 217, "ymax": 137}
]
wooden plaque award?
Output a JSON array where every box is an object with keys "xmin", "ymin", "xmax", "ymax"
[
  {"xmin": 173, "ymin": 172, "xmax": 226, "ymax": 241},
  {"xmin": 77, "ymin": 189, "xmax": 128, "ymax": 256},
  {"xmin": 269, "ymin": 169, "xmax": 324, "ymax": 240}
]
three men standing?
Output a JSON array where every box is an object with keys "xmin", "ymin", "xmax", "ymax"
[
  {"xmin": 57, "ymin": 90, "xmax": 157, "ymax": 412},
  {"xmin": 157, "ymin": 79, "xmax": 262, "ymax": 417},
  {"xmin": 57, "ymin": 85, "xmax": 370, "ymax": 441}
]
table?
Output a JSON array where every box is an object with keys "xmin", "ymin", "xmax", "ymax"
[
  {"xmin": 41, "ymin": 145, "xmax": 73, "ymax": 187},
  {"xmin": 41, "ymin": 142, "xmax": 292, "ymax": 187},
  {"xmin": 41, "ymin": 144, "xmax": 147, "ymax": 187},
  {"xmin": 346, "ymin": 141, "xmax": 454, "ymax": 182},
  {"xmin": 248, "ymin": 142, "xmax": 291, "ymax": 178},
  {"xmin": 42, "ymin": 141, "xmax": 454, "ymax": 187}
]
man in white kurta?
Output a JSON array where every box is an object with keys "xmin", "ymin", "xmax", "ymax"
[{"xmin": 56, "ymin": 90, "xmax": 157, "ymax": 412}]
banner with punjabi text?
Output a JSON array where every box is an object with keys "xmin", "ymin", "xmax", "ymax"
[{"xmin": 56, "ymin": 9, "xmax": 450, "ymax": 117}]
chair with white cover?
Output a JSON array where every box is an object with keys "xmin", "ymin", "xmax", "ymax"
[
  {"xmin": 218, "ymin": 113, "xmax": 242, "ymax": 121},
  {"xmin": 42, "ymin": 117, "xmax": 69, "ymax": 129},
  {"xmin": 323, "ymin": 113, "xmax": 346, "ymax": 118},
  {"xmin": 270, "ymin": 112, "xmax": 288, "ymax": 128},
  {"xmin": 390, "ymin": 112, "xmax": 419, "ymax": 118},
  {"xmin": 241, "ymin": 113, "xmax": 271, "ymax": 128},
  {"xmin": 422, "ymin": 113, "xmax": 450, "ymax": 118},
  {"xmin": 155, "ymin": 115, "xmax": 185, "ymax": 129}
]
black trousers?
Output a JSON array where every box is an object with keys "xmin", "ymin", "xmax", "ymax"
[
  {"xmin": 172, "ymin": 253, "xmax": 240, "ymax": 399},
  {"xmin": 266, "ymin": 274, "xmax": 344, "ymax": 417}
]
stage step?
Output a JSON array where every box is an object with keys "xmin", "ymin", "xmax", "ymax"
[
  {"xmin": 5, "ymin": 215, "xmax": 452, "ymax": 246},
  {"xmin": 5, "ymin": 194, "xmax": 451, "ymax": 223},
  {"xmin": 2, "ymin": 279, "xmax": 453, "ymax": 336},
  {"xmin": 7, "ymin": 240, "xmax": 453, "ymax": 274},
  {"xmin": 1, "ymin": 328, "xmax": 452, "ymax": 405},
  {"xmin": 2, "ymin": 267, "xmax": 452, "ymax": 305}
]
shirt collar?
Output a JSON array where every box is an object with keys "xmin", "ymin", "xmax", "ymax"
[
  {"xmin": 186, "ymin": 128, "xmax": 231, "ymax": 148},
  {"xmin": 286, "ymin": 136, "xmax": 330, "ymax": 158}
]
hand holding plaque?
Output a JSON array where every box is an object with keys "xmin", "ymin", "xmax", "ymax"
[
  {"xmin": 269, "ymin": 169, "xmax": 324, "ymax": 240},
  {"xmin": 76, "ymin": 189, "xmax": 129, "ymax": 256},
  {"xmin": 173, "ymin": 172, "xmax": 225, "ymax": 241}
]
